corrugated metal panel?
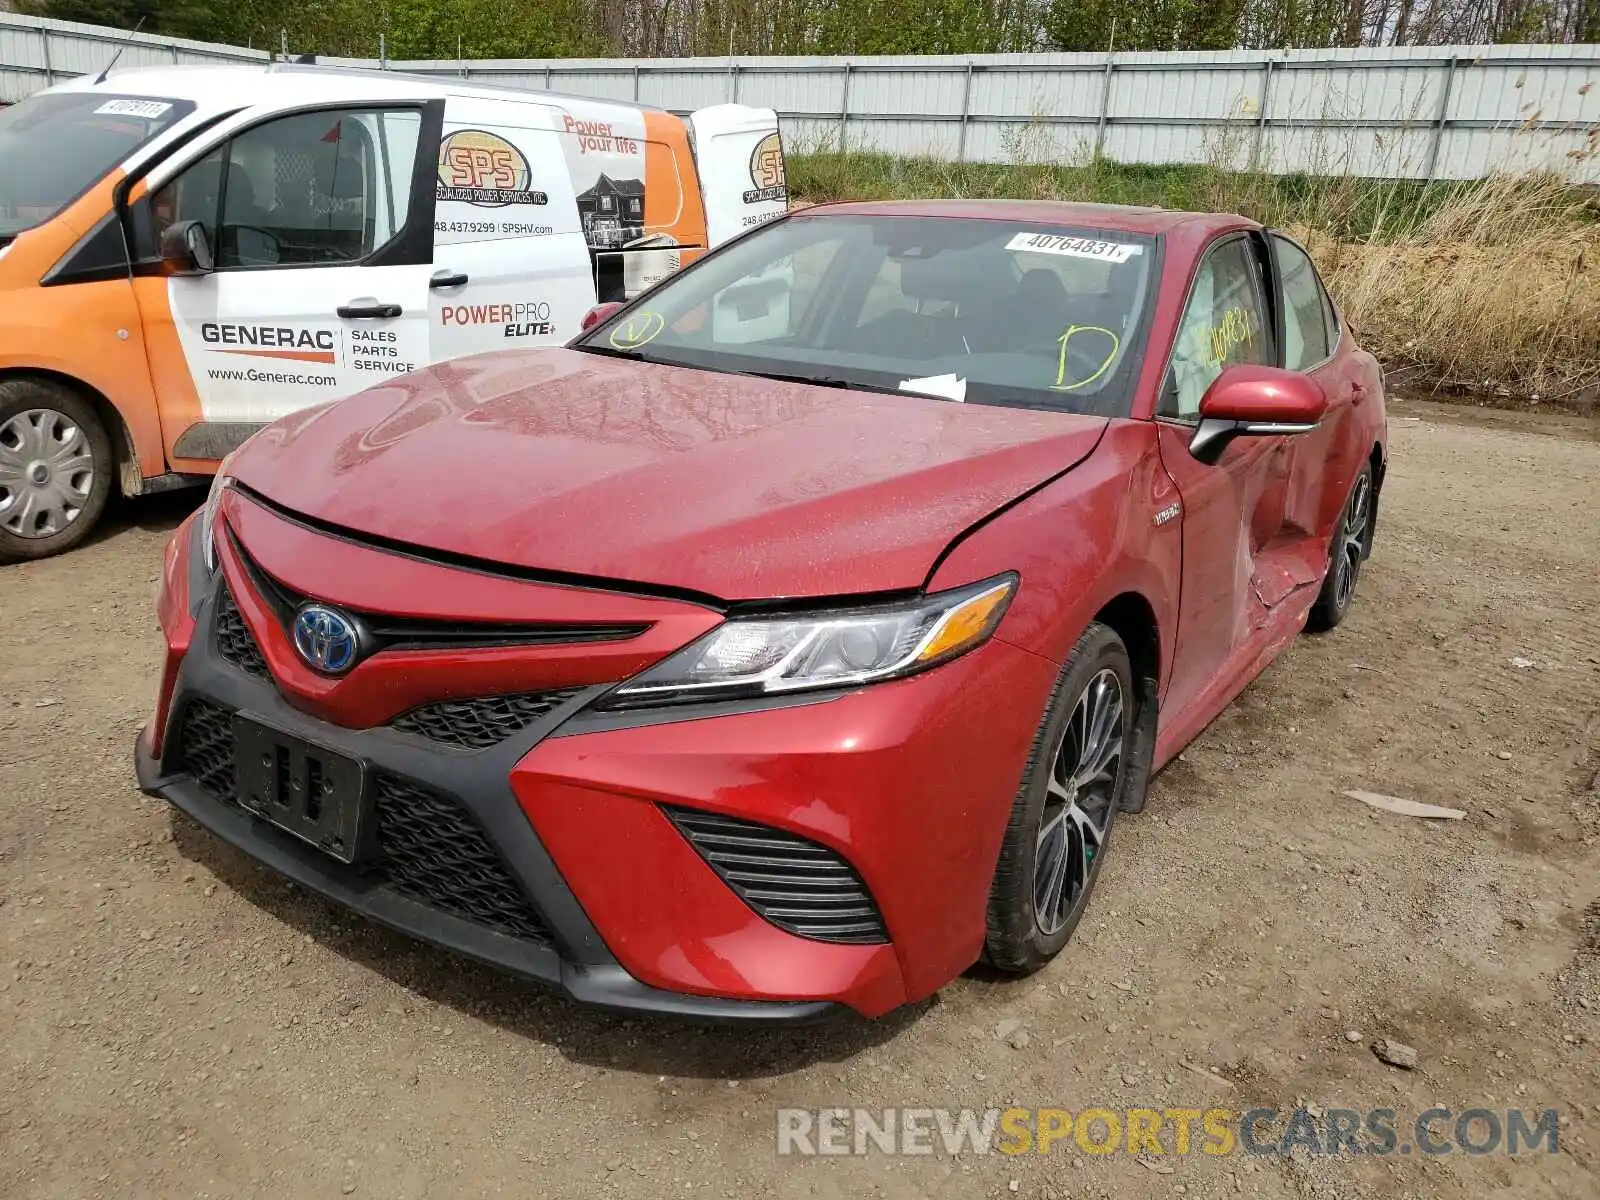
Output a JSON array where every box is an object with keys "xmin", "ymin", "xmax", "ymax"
[
  {"xmin": 4, "ymin": 18, "xmax": 1596, "ymax": 182},
  {"xmin": 1, "ymin": 11, "xmax": 264, "ymax": 103}
]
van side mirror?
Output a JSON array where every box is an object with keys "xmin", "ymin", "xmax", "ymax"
[
  {"xmin": 1189, "ymin": 365, "xmax": 1327, "ymax": 464},
  {"xmin": 160, "ymin": 219, "xmax": 214, "ymax": 276}
]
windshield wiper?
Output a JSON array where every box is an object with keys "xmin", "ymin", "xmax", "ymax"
[
  {"xmin": 573, "ymin": 343, "xmax": 647, "ymax": 361},
  {"xmin": 571, "ymin": 352, "xmax": 961, "ymax": 402},
  {"xmin": 735, "ymin": 369, "xmax": 937, "ymax": 399},
  {"xmin": 739, "ymin": 369, "xmax": 849, "ymax": 388}
]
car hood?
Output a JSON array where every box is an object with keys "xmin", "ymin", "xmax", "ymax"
[{"xmin": 232, "ymin": 349, "xmax": 1108, "ymax": 601}]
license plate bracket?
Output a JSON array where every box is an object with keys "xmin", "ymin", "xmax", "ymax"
[{"xmin": 233, "ymin": 716, "xmax": 368, "ymax": 865}]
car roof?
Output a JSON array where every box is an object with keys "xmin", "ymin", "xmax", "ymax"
[
  {"xmin": 795, "ymin": 198, "xmax": 1253, "ymax": 238},
  {"xmin": 51, "ymin": 63, "xmax": 665, "ymax": 120}
]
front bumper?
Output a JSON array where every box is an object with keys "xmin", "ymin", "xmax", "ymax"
[
  {"xmin": 140, "ymin": 501, "xmax": 1059, "ymax": 1019},
  {"xmin": 135, "ymin": 693, "xmax": 837, "ymax": 1023}
]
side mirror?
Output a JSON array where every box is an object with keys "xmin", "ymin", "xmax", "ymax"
[
  {"xmin": 1189, "ymin": 365, "xmax": 1328, "ymax": 464},
  {"xmin": 580, "ymin": 301, "xmax": 625, "ymax": 332},
  {"xmin": 160, "ymin": 219, "xmax": 214, "ymax": 276}
]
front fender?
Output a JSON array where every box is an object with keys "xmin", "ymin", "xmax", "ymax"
[{"xmin": 927, "ymin": 420, "xmax": 1181, "ymax": 685}]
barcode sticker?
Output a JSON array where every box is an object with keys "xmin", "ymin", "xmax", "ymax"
[
  {"xmin": 94, "ymin": 99, "xmax": 173, "ymax": 119},
  {"xmin": 1006, "ymin": 231, "xmax": 1144, "ymax": 264}
]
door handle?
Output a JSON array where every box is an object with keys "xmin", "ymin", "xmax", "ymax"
[
  {"xmin": 429, "ymin": 270, "xmax": 469, "ymax": 290},
  {"xmin": 337, "ymin": 301, "xmax": 402, "ymax": 319}
]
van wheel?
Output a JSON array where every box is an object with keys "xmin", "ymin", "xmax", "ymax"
[{"xmin": 0, "ymin": 380, "xmax": 113, "ymax": 564}]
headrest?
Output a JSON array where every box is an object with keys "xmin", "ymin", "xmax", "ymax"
[
  {"xmin": 897, "ymin": 249, "xmax": 996, "ymax": 304},
  {"xmin": 1014, "ymin": 268, "xmax": 1069, "ymax": 309}
]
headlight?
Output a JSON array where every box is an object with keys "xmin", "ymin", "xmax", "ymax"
[
  {"xmin": 197, "ymin": 455, "xmax": 236, "ymax": 573},
  {"xmin": 598, "ymin": 575, "xmax": 1016, "ymax": 709}
]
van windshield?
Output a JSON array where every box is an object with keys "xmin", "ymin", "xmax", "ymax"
[{"xmin": 0, "ymin": 91, "xmax": 195, "ymax": 239}]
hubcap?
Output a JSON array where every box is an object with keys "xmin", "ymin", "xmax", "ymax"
[
  {"xmin": 1034, "ymin": 668, "xmax": 1125, "ymax": 936},
  {"xmin": 1332, "ymin": 473, "xmax": 1372, "ymax": 611},
  {"xmin": 0, "ymin": 408, "xmax": 95, "ymax": 540}
]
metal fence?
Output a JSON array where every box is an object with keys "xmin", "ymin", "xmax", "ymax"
[
  {"xmin": 4, "ymin": 12, "xmax": 1597, "ymax": 182},
  {"xmin": 0, "ymin": 11, "xmax": 264, "ymax": 103}
]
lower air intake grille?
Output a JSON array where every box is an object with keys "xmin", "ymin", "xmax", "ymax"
[
  {"xmin": 665, "ymin": 806, "xmax": 888, "ymax": 945},
  {"xmin": 167, "ymin": 700, "xmax": 550, "ymax": 946},
  {"xmin": 369, "ymin": 774, "xmax": 551, "ymax": 944},
  {"xmin": 390, "ymin": 689, "xmax": 584, "ymax": 750},
  {"xmin": 214, "ymin": 584, "xmax": 270, "ymax": 680},
  {"xmin": 176, "ymin": 699, "xmax": 238, "ymax": 803}
]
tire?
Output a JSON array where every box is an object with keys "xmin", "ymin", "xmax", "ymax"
[
  {"xmin": 985, "ymin": 622, "xmax": 1140, "ymax": 974},
  {"xmin": 0, "ymin": 380, "xmax": 114, "ymax": 564},
  {"xmin": 1306, "ymin": 462, "xmax": 1374, "ymax": 633}
]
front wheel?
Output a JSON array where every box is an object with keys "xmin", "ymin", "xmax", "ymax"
[
  {"xmin": 1306, "ymin": 462, "xmax": 1374, "ymax": 633},
  {"xmin": 0, "ymin": 381, "xmax": 114, "ymax": 564},
  {"xmin": 984, "ymin": 622, "xmax": 1139, "ymax": 974}
]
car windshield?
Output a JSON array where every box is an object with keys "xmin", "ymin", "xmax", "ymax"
[
  {"xmin": 0, "ymin": 92, "xmax": 194, "ymax": 239},
  {"xmin": 575, "ymin": 213, "xmax": 1157, "ymax": 416}
]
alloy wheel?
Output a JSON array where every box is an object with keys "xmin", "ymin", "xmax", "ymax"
[
  {"xmin": 1034, "ymin": 667, "xmax": 1125, "ymax": 935},
  {"xmin": 1332, "ymin": 472, "xmax": 1372, "ymax": 612}
]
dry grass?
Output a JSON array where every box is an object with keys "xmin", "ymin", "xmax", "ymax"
[
  {"xmin": 789, "ymin": 148, "xmax": 1600, "ymax": 405},
  {"xmin": 1297, "ymin": 174, "xmax": 1600, "ymax": 403}
]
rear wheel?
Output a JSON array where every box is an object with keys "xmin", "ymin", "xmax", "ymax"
[
  {"xmin": 0, "ymin": 381, "xmax": 113, "ymax": 564},
  {"xmin": 985, "ymin": 623, "xmax": 1138, "ymax": 974},
  {"xmin": 1307, "ymin": 462, "xmax": 1374, "ymax": 633}
]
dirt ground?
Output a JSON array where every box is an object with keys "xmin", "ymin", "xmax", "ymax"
[{"xmin": 1, "ymin": 397, "xmax": 1597, "ymax": 1200}]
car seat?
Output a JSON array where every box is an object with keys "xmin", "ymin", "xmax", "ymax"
[{"xmin": 967, "ymin": 268, "xmax": 1071, "ymax": 355}]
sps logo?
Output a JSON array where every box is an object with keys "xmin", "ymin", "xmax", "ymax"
[
  {"xmin": 743, "ymin": 132, "xmax": 788, "ymax": 205},
  {"xmin": 437, "ymin": 130, "xmax": 550, "ymax": 208}
]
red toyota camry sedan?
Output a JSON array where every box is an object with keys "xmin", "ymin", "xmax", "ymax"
[{"xmin": 138, "ymin": 200, "xmax": 1387, "ymax": 1020}]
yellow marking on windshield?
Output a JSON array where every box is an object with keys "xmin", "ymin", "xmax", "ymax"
[
  {"xmin": 1050, "ymin": 325, "xmax": 1120, "ymax": 392},
  {"xmin": 608, "ymin": 311, "xmax": 665, "ymax": 350}
]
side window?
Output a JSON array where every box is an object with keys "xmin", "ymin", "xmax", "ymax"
[
  {"xmin": 152, "ymin": 109, "xmax": 422, "ymax": 270},
  {"xmin": 667, "ymin": 234, "xmax": 844, "ymax": 344},
  {"xmin": 150, "ymin": 145, "xmax": 224, "ymax": 249},
  {"xmin": 788, "ymin": 235, "xmax": 845, "ymax": 327},
  {"xmin": 1273, "ymin": 234, "xmax": 1331, "ymax": 371},
  {"xmin": 855, "ymin": 258, "xmax": 921, "ymax": 329},
  {"xmin": 1162, "ymin": 236, "xmax": 1273, "ymax": 420}
]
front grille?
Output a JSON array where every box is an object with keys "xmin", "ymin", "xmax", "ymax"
[
  {"xmin": 167, "ymin": 699, "xmax": 550, "ymax": 947},
  {"xmin": 368, "ymin": 774, "xmax": 551, "ymax": 944},
  {"xmin": 214, "ymin": 584, "xmax": 270, "ymax": 679},
  {"xmin": 666, "ymin": 806, "xmax": 889, "ymax": 945},
  {"xmin": 390, "ymin": 689, "xmax": 585, "ymax": 750},
  {"xmin": 231, "ymin": 532, "xmax": 648, "ymax": 653},
  {"xmin": 176, "ymin": 699, "xmax": 238, "ymax": 803}
]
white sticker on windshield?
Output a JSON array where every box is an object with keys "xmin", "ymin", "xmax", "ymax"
[
  {"xmin": 899, "ymin": 374, "xmax": 967, "ymax": 403},
  {"xmin": 94, "ymin": 99, "xmax": 173, "ymax": 120},
  {"xmin": 1006, "ymin": 232, "xmax": 1143, "ymax": 264}
]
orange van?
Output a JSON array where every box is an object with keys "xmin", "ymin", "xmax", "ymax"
[{"xmin": 0, "ymin": 63, "xmax": 786, "ymax": 560}]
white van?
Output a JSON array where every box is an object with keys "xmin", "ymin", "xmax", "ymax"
[{"xmin": 0, "ymin": 63, "xmax": 786, "ymax": 558}]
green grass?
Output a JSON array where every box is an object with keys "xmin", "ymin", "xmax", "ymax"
[{"xmin": 788, "ymin": 152, "xmax": 1597, "ymax": 243}]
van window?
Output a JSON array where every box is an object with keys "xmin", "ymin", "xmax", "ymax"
[
  {"xmin": 0, "ymin": 92, "xmax": 194, "ymax": 239},
  {"xmin": 152, "ymin": 108, "xmax": 422, "ymax": 269}
]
